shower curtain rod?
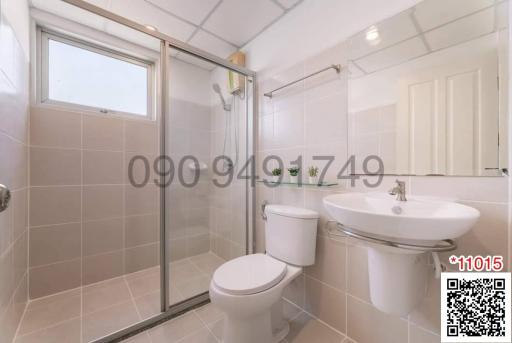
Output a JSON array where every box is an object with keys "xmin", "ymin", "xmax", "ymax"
[{"xmin": 263, "ymin": 64, "xmax": 342, "ymax": 98}]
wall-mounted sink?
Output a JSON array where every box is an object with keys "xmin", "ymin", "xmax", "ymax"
[
  {"xmin": 323, "ymin": 192, "xmax": 480, "ymax": 242},
  {"xmin": 323, "ymin": 191, "xmax": 480, "ymax": 316}
]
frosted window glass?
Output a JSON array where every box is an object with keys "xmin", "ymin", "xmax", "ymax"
[{"xmin": 47, "ymin": 39, "xmax": 149, "ymax": 116}]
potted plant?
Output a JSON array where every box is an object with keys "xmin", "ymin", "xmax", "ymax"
[
  {"xmin": 271, "ymin": 168, "xmax": 282, "ymax": 183},
  {"xmin": 308, "ymin": 166, "xmax": 319, "ymax": 184},
  {"xmin": 288, "ymin": 167, "xmax": 300, "ymax": 183}
]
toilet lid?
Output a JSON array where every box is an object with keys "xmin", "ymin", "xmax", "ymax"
[{"xmin": 213, "ymin": 254, "xmax": 287, "ymax": 295}]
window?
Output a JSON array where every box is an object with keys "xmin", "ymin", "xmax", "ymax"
[{"xmin": 40, "ymin": 29, "xmax": 154, "ymax": 118}]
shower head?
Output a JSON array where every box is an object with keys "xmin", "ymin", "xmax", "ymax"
[
  {"xmin": 212, "ymin": 83, "xmax": 231, "ymax": 111},
  {"xmin": 212, "ymin": 83, "xmax": 222, "ymax": 94}
]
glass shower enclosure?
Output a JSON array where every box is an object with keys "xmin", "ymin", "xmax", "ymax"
[{"xmin": 27, "ymin": 0, "xmax": 256, "ymax": 341}]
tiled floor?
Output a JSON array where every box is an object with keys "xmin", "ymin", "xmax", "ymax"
[
  {"xmin": 14, "ymin": 252, "xmax": 226, "ymax": 343},
  {"xmin": 126, "ymin": 300, "xmax": 353, "ymax": 343}
]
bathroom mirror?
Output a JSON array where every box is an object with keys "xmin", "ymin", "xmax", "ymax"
[{"xmin": 347, "ymin": 0, "xmax": 509, "ymax": 176}]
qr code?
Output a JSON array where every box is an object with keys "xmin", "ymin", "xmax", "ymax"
[{"xmin": 441, "ymin": 273, "xmax": 511, "ymax": 342}]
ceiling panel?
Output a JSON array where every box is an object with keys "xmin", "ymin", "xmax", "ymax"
[
  {"xmin": 173, "ymin": 52, "xmax": 216, "ymax": 71},
  {"xmin": 349, "ymin": 10, "xmax": 418, "ymax": 60},
  {"xmin": 109, "ymin": 0, "xmax": 195, "ymax": 41},
  {"xmin": 31, "ymin": 0, "xmax": 107, "ymax": 31},
  {"xmin": 189, "ymin": 29, "xmax": 237, "ymax": 59},
  {"xmin": 145, "ymin": 0, "xmax": 220, "ymax": 25},
  {"xmin": 203, "ymin": 0, "xmax": 283, "ymax": 46},
  {"xmin": 276, "ymin": 0, "xmax": 301, "ymax": 9},
  {"xmin": 424, "ymin": 7, "xmax": 495, "ymax": 51},
  {"xmin": 356, "ymin": 37, "xmax": 428, "ymax": 73},
  {"xmin": 413, "ymin": 0, "xmax": 494, "ymax": 31}
]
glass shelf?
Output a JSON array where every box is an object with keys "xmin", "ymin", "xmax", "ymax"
[{"xmin": 257, "ymin": 180, "xmax": 339, "ymax": 187}]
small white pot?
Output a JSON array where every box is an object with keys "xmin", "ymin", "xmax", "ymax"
[
  {"xmin": 271, "ymin": 175, "xmax": 281, "ymax": 183},
  {"xmin": 289, "ymin": 175, "xmax": 298, "ymax": 183},
  {"xmin": 308, "ymin": 176, "xmax": 318, "ymax": 185}
]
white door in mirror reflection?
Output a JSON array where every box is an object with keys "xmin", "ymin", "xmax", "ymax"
[{"xmin": 396, "ymin": 52, "xmax": 498, "ymax": 176}]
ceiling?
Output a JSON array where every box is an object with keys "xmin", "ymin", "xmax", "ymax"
[
  {"xmin": 348, "ymin": 0, "xmax": 507, "ymax": 76},
  {"xmin": 30, "ymin": 0, "xmax": 303, "ymax": 64}
]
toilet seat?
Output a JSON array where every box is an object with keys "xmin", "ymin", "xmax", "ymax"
[{"xmin": 212, "ymin": 254, "xmax": 287, "ymax": 295}]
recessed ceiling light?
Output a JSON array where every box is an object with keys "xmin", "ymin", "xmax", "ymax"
[
  {"xmin": 365, "ymin": 25, "xmax": 380, "ymax": 44},
  {"xmin": 145, "ymin": 25, "xmax": 158, "ymax": 32}
]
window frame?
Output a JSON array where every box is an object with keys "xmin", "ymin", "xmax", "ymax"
[{"xmin": 38, "ymin": 27, "xmax": 155, "ymax": 120}]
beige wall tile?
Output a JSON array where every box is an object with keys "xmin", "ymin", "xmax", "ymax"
[
  {"xmin": 29, "ymin": 259, "xmax": 81, "ymax": 299},
  {"xmin": 124, "ymin": 120, "xmax": 158, "ymax": 153},
  {"xmin": 306, "ymin": 235, "xmax": 346, "ymax": 291},
  {"xmin": 11, "ymin": 140, "xmax": 28, "ymax": 190},
  {"xmin": 347, "ymin": 295, "xmax": 407, "ymax": 343},
  {"xmin": 346, "ymin": 243, "xmax": 371, "ymax": 302},
  {"xmin": 410, "ymin": 273, "xmax": 441, "ymax": 334},
  {"xmin": 124, "ymin": 152, "xmax": 157, "ymax": 186},
  {"xmin": 83, "ymin": 218, "xmax": 123, "ymax": 256},
  {"xmin": 0, "ymin": 197, "xmax": 13, "ymax": 256},
  {"xmin": 83, "ymin": 185, "xmax": 123, "ymax": 221},
  {"xmin": 29, "ymin": 186, "xmax": 81, "ymax": 227},
  {"xmin": 29, "ymin": 223, "xmax": 81, "ymax": 267},
  {"xmin": 125, "ymin": 243, "xmax": 159, "ymax": 273},
  {"xmin": 30, "ymin": 147, "xmax": 81, "ymax": 186},
  {"xmin": 305, "ymin": 276, "xmax": 346, "ymax": 333},
  {"xmin": 83, "ymin": 150, "xmax": 123, "ymax": 185},
  {"xmin": 187, "ymin": 234, "xmax": 210, "ymax": 256},
  {"xmin": 83, "ymin": 114, "xmax": 123, "ymax": 151},
  {"xmin": 0, "ymin": 249, "xmax": 14, "ymax": 316},
  {"xmin": 12, "ymin": 188, "xmax": 28, "ymax": 241},
  {"xmin": 0, "ymin": 133, "xmax": 13, "ymax": 189},
  {"xmin": 30, "ymin": 107, "xmax": 81, "ymax": 148},
  {"xmin": 83, "ymin": 251, "xmax": 124, "ymax": 285},
  {"xmin": 410, "ymin": 176, "xmax": 508, "ymax": 203},
  {"xmin": 13, "ymin": 232, "xmax": 28, "ymax": 286},
  {"xmin": 125, "ymin": 184, "xmax": 158, "ymax": 216},
  {"xmin": 441, "ymin": 201, "xmax": 509, "ymax": 267},
  {"xmin": 125, "ymin": 214, "xmax": 158, "ymax": 248}
]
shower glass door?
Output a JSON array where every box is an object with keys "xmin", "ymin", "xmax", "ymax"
[{"xmin": 166, "ymin": 47, "xmax": 253, "ymax": 306}]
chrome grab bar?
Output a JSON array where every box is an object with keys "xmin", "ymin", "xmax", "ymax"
[{"xmin": 326, "ymin": 222, "xmax": 457, "ymax": 252}]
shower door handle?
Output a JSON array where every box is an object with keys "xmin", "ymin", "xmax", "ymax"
[{"xmin": 0, "ymin": 184, "xmax": 11, "ymax": 213}]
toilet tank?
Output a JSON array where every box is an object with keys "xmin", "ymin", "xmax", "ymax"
[{"xmin": 265, "ymin": 205, "xmax": 319, "ymax": 266}]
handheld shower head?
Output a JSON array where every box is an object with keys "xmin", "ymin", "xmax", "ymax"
[{"xmin": 212, "ymin": 83, "xmax": 231, "ymax": 111}]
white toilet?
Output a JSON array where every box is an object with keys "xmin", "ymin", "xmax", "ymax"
[{"xmin": 209, "ymin": 205, "xmax": 319, "ymax": 343}]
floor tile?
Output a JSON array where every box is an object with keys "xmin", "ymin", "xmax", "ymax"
[
  {"xmin": 176, "ymin": 327, "xmax": 218, "ymax": 343},
  {"xmin": 18, "ymin": 291, "xmax": 81, "ymax": 336},
  {"xmin": 148, "ymin": 312, "xmax": 204, "ymax": 343},
  {"xmin": 286, "ymin": 312, "xmax": 344, "ymax": 343},
  {"xmin": 195, "ymin": 303, "xmax": 224, "ymax": 325},
  {"xmin": 83, "ymin": 277, "xmax": 132, "ymax": 314},
  {"xmin": 15, "ymin": 318, "xmax": 81, "ymax": 343},
  {"xmin": 82, "ymin": 301, "xmax": 140, "ymax": 342}
]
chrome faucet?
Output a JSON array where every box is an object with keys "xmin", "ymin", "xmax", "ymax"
[{"xmin": 389, "ymin": 179, "xmax": 407, "ymax": 201}]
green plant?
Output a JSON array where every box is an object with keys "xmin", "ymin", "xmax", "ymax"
[
  {"xmin": 287, "ymin": 167, "xmax": 300, "ymax": 176},
  {"xmin": 271, "ymin": 168, "xmax": 282, "ymax": 176},
  {"xmin": 308, "ymin": 166, "xmax": 319, "ymax": 177}
]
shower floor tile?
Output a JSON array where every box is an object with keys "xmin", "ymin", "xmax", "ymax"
[{"xmin": 14, "ymin": 252, "xmax": 225, "ymax": 343}]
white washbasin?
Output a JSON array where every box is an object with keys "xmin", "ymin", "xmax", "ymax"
[{"xmin": 323, "ymin": 192, "xmax": 480, "ymax": 241}]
